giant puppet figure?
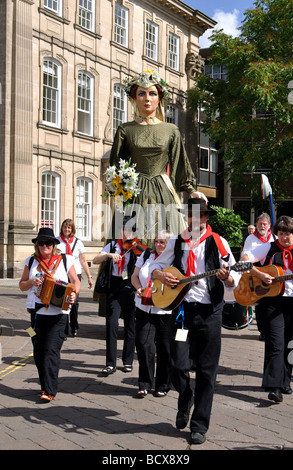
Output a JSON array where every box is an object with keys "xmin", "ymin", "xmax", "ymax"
[{"xmin": 109, "ymin": 70, "xmax": 207, "ymax": 241}]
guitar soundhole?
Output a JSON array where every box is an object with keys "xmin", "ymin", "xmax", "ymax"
[{"xmin": 255, "ymin": 283, "xmax": 270, "ymax": 295}]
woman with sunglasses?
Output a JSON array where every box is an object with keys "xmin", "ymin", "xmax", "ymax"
[{"xmin": 19, "ymin": 227, "xmax": 80, "ymax": 402}]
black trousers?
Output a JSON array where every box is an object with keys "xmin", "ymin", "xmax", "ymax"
[
  {"xmin": 135, "ymin": 308, "xmax": 173, "ymax": 392},
  {"xmin": 31, "ymin": 313, "xmax": 67, "ymax": 396},
  {"xmin": 261, "ymin": 297, "xmax": 293, "ymax": 389},
  {"xmin": 105, "ymin": 277, "xmax": 136, "ymax": 367},
  {"xmin": 170, "ymin": 301, "xmax": 222, "ymax": 434},
  {"xmin": 69, "ymin": 273, "xmax": 81, "ymax": 331}
]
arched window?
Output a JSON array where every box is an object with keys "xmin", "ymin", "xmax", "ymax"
[
  {"xmin": 76, "ymin": 177, "xmax": 92, "ymax": 240},
  {"xmin": 41, "ymin": 172, "xmax": 60, "ymax": 234},
  {"xmin": 113, "ymin": 84, "xmax": 127, "ymax": 136}
]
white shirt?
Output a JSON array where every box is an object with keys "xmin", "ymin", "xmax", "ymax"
[
  {"xmin": 150, "ymin": 230, "xmax": 240, "ymax": 304},
  {"xmin": 25, "ymin": 255, "xmax": 75, "ymax": 315},
  {"xmin": 243, "ymin": 231, "xmax": 275, "ymax": 253},
  {"xmin": 101, "ymin": 241, "xmax": 131, "ymax": 277},
  {"xmin": 57, "ymin": 236, "xmax": 85, "ymax": 275},
  {"xmin": 135, "ymin": 251, "xmax": 171, "ymax": 315}
]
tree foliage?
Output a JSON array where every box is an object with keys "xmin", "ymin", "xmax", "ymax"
[
  {"xmin": 187, "ymin": 0, "xmax": 293, "ymax": 202},
  {"xmin": 209, "ymin": 206, "xmax": 247, "ymax": 248}
]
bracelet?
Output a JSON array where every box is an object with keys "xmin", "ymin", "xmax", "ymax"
[
  {"xmin": 87, "ymin": 275, "xmax": 92, "ymax": 278},
  {"xmin": 223, "ymin": 274, "xmax": 230, "ymax": 281}
]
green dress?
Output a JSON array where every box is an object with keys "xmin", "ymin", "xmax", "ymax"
[{"xmin": 109, "ymin": 121, "xmax": 197, "ymax": 241}]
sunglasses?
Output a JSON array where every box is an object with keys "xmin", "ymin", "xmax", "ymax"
[{"xmin": 38, "ymin": 240, "xmax": 54, "ymax": 247}]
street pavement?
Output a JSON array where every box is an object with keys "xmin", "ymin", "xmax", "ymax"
[{"xmin": 0, "ymin": 277, "xmax": 293, "ymax": 454}]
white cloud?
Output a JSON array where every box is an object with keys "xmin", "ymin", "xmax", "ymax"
[{"xmin": 199, "ymin": 8, "xmax": 241, "ymax": 48}]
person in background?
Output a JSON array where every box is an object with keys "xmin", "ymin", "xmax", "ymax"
[
  {"xmin": 93, "ymin": 217, "xmax": 138, "ymax": 375},
  {"xmin": 240, "ymin": 225, "xmax": 255, "ymax": 253},
  {"xmin": 242, "ymin": 213, "xmax": 275, "ymax": 340},
  {"xmin": 131, "ymin": 230, "xmax": 172, "ymax": 398},
  {"xmin": 241, "ymin": 215, "xmax": 293, "ymax": 403},
  {"xmin": 57, "ymin": 219, "xmax": 93, "ymax": 336},
  {"xmin": 19, "ymin": 227, "xmax": 80, "ymax": 402}
]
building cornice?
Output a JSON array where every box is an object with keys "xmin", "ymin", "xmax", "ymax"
[{"xmin": 150, "ymin": 0, "xmax": 217, "ymax": 31}]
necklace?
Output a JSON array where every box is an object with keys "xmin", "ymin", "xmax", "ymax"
[{"xmin": 138, "ymin": 115, "xmax": 156, "ymax": 124}]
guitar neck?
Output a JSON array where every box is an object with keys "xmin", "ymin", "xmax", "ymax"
[
  {"xmin": 274, "ymin": 274, "xmax": 293, "ymax": 283},
  {"xmin": 178, "ymin": 266, "xmax": 230, "ymax": 286}
]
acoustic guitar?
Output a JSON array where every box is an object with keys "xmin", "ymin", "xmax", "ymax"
[
  {"xmin": 151, "ymin": 262, "xmax": 252, "ymax": 311},
  {"xmin": 233, "ymin": 264, "xmax": 293, "ymax": 306}
]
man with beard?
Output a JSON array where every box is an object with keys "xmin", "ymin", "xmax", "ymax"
[{"xmin": 242, "ymin": 213, "xmax": 276, "ymax": 340}]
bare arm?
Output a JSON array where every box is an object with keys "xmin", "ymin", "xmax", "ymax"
[
  {"xmin": 68, "ymin": 265, "xmax": 81, "ymax": 303},
  {"xmin": 241, "ymin": 254, "xmax": 274, "ymax": 284},
  {"xmin": 131, "ymin": 266, "xmax": 144, "ymax": 298},
  {"xmin": 79, "ymin": 253, "xmax": 93, "ymax": 288},
  {"xmin": 19, "ymin": 265, "xmax": 43, "ymax": 291},
  {"xmin": 93, "ymin": 251, "xmax": 122, "ymax": 265}
]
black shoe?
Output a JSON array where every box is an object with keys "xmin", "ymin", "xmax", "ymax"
[
  {"xmin": 190, "ymin": 432, "xmax": 206, "ymax": 445},
  {"xmin": 71, "ymin": 328, "xmax": 77, "ymax": 337},
  {"xmin": 281, "ymin": 386, "xmax": 292, "ymax": 394},
  {"xmin": 176, "ymin": 410, "xmax": 190, "ymax": 430},
  {"xmin": 101, "ymin": 366, "xmax": 116, "ymax": 375},
  {"xmin": 268, "ymin": 388, "xmax": 283, "ymax": 403}
]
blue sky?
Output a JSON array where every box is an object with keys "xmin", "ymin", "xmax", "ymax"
[{"xmin": 183, "ymin": 0, "xmax": 257, "ymax": 47}]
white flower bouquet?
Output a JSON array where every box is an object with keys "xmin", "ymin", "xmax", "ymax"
[{"xmin": 104, "ymin": 159, "xmax": 141, "ymax": 212}]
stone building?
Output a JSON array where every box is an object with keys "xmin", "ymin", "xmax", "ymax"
[{"xmin": 0, "ymin": 0, "xmax": 216, "ymax": 277}]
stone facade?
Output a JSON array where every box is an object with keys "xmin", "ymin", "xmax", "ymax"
[{"xmin": 0, "ymin": 0, "xmax": 216, "ymax": 277}]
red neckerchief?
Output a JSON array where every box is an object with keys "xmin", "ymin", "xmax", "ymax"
[
  {"xmin": 60, "ymin": 235, "xmax": 74, "ymax": 255},
  {"xmin": 116, "ymin": 239, "xmax": 126, "ymax": 275},
  {"xmin": 182, "ymin": 224, "xmax": 213, "ymax": 276},
  {"xmin": 37, "ymin": 254, "xmax": 59, "ymax": 271},
  {"xmin": 254, "ymin": 229, "xmax": 271, "ymax": 243},
  {"xmin": 275, "ymin": 239, "xmax": 293, "ymax": 271}
]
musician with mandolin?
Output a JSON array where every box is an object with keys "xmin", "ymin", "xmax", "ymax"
[
  {"xmin": 19, "ymin": 227, "xmax": 81, "ymax": 402},
  {"xmin": 241, "ymin": 215, "xmax": 293, "ymax": 404},
  {"xmin": 150, "ymin": 198, "xmax": 241, "ymax": 445},
  {"xmin": 93, "ymin": 216, "xmax": 141, "ymax": 376}
]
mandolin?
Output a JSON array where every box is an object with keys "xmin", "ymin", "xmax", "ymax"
[
  {"xmin": 233, "ymin": 264, "xmax": 293, "ymax": 306},
  {"xmin": 151, "ymin": 262, "xmax": 252, "ymax": 311}
]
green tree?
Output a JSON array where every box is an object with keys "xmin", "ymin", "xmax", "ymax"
[
  {"xmin": 188, "ymin": 0, "xmax": 293, "ymax": 202},
  {"xmin": 209, "ymin": 206, "xmax": 246, "ymax": 248}
]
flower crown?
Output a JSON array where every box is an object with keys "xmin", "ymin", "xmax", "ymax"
[{"xmin": 123, "ymin": 69, "xmax": 169, "ymax": 101}]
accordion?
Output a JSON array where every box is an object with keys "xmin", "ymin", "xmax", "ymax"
[{"xmin": 35, "ymin": 274, "xmax": 75, "ymax": 311}]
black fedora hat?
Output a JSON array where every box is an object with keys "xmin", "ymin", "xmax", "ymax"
[
  {"xmin": 32, "ymin": 227, "xmax": 59, "ymax": 244},
  {"xmin": 184, "ymin": 198, "xmax": 216, "ymax": 215}
]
